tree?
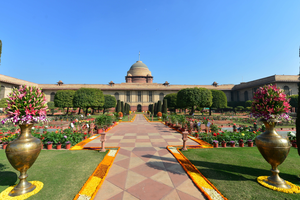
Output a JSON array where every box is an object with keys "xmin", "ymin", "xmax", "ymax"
[
  {"xmin": 121, "ymin": 101, "xmax": 124, "ymax": 113},
  {"xmin": 103, "ymin": 95, "xmax": 117, "ymax": 113},
  {"xmin": 297, "ymin": 81, "xmax": 300, "ymax": 155},
  {"xmin": 154, "ymin": 103, "xmax": 157, "ymax": 115},
  {"xmin": 73, "ymin": 88, "xmax": 105, "ymax": 116},
  {"xmin": 162, "ymin": 99, "xmax": 168, "ymax": 114},
  {"xmin": 54, "ymin": 90, "xmax": 75, "ymax": 115},
  {"xmin": 164, "ymin": 93, "xmax": 177, "ymax": 112},
  {"xmin": 289, "ymin": 95, "xmax": 298, "ymax": 109},
  {"xmin": 210, "ymin": 89, "xmax": 227, "ymax": 115},
  {"xmin": 47, "ymin": 101, "xmax": 55, "ymax": 115},
  {"xmin": 157, "ymin": 101, "xmax": 162, "ymax": 113},
  {"xmin": 116, "ymin": 100, "xmax": 121, "ymax": 113},
  {"xmin": 0, "ymin": 98, "xmax": 8, "ymax": 108}
]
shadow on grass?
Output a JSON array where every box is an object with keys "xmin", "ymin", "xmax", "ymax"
[{"xmin": 188, "ymin": 159, "xmax": 299, "ymax": 184}]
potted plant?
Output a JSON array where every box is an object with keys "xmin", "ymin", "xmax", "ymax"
[
  {"xmin": 287, "ymin": 132, "xmax": 297, "ymax": 147},
  {"xmin": 157, "ymin": 112, "xmax": 162, "ymax": 121},
  {"xmin": 233, "ymin": 123, "xmax": 237, "ymax": 132},
  {"xmin": 47, "ymin": 141, "xmax": 53, "ymax": 150},
  {"xmin": 239, "ymin": 139, "xmax": 244, "ymax": 147},
  {"xmin": 65, "ymin": 141, "xmax": 71, "ymax": 149},
  {"xmin": 229, "ymin": 141, "xmax": 236, "ymax": 147},
  {"xmin": 213, "ymin": 140, "xmax": 219, "ymax": 148},
  {"xmin": 221, "ymin": 140, "xmax": 226, "ymax": 147},
  {"xmin": 194, "ymin": 131, "xmax": 199, "ymax": 138},
  {"xmin": 56, "ymin": 142, "xmax": 62, "ymax": 149},
  {"xmin": 118, "ymin": 112, "xmax": 123, "ymax": 121},
  {"xmin": 247, "ymin": 139, "xmax": 253, "ymax": 147}
]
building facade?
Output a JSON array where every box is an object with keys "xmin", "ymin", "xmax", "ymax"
[{"xmin": 0, "ymin": 60, "xmax": 298, "ymax": 111}]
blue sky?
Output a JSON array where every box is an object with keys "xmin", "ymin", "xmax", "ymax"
[{"xmin": 1, "ymin": 0, "xmax": 300, "ymax": 85}]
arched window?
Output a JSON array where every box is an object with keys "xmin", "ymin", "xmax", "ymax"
[
  {"xmin": 0, "ymin": 85, "xmax": 5, "ymax": 99},
  {"xmin": 244, "ymin": 91, "xmax": 248, "ymax": 101},
  {"xmin": 50, "ymin": 92, "xmax": 55, "ymax": 101},
  {"xmin": 138, "ymin": 91, "xmax": 141, "ymax": 102},
  {"xmin": 159, "ymin": 93, "xmax": 164, "ymax": 101},
  {"xmin": 149, "ymin": 91, "xmax": 153, "ymax": 102},
  {"xmin": 114, "ymin": 92, "xmax": 119, "ymax": 100},
  {"xmin": 283, "ymin": 86, "xmax": 290, "ymax": 95},
  {"xmin": 126, "ymin": 91, "xmax": 130, "ymax": 102}
]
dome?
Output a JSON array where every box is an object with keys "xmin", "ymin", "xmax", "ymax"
[{"xmin": 127, "ymin": 61, "xmax": 152, "ymax": 76}]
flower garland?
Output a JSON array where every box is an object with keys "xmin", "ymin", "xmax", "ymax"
[
  {"xmin": 167, "ymin": 146, "xmax": 227, "ymax": 200},
  {"xmin": 0, "ymin": 181, "xmax": 43, "ymax": 200},
  {"xmin": 70, "ymin": 135, "xmax": 101, "ymax": 150},
  {"xmin": 257, "ymin": 176, "xmax": 300, "ymax": 193},
  {"xmin": 74, "ymin": 148, "xmax": 119, "ymax": 200}
]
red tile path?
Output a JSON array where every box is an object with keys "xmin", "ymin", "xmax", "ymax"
[{"xmin": 84, "ymin": 114, "xmax": 207, "ymax": 200}]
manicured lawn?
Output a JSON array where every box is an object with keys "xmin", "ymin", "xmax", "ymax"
[
  {"xmin": 0, "ymin": 149, "xmax": 106, "ymax": 199},
  {"xmin": 182, "ymin": 147, "xmax": 300, "ymax": 200}
]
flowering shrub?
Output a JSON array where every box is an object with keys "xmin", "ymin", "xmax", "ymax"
[
  {"xmin": 118, "ymin": 112, "xmax": 123, "ymax": 117},
  {"xmin": 251, "ymin": 84, "xmax": 291, "ymax": 121},
  {"xmin": 1, "ymin": 85, "xmax": 48, "ymax": 125}
]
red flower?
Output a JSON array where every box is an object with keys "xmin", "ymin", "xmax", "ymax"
[
  {"xmin": 203, "ymin": 117, "xmax": 206, "ymax": 120},
  {"xmin": 217, "ymin": 132, "xmax": 220, "ymax": 135},
  {"xmin": 84, "ymin": 133, "xmax": 87, "ymax": 135},
  {"xmin": 213, "ymin": 133, "xmax": 217, "ymax": 136}
]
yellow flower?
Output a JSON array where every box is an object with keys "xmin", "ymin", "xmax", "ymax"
[
  {"xmin": 80, "ymin": 176, "xmax": 102, "ymax": 197},
  {"xmin": 241, "ymin": 133, "xmax": 245, "ymax": 136}
]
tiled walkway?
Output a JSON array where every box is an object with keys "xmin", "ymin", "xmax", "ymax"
[{"xmin": 84, "ymin": 114, "xmax": 207, "ymax": 200}]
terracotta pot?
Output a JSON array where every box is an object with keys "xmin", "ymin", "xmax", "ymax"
[
  {"xmin": 2, "ymin": 143, "xmax": 7, "ymax": 149},
  {"xmin": 194, "ymin": 133, "xmax": 199, "ymax": 138},
  {"xmin": 56, "ymin": 144, "xmax": 61, "ymax": 149},
  {"xmin": 47, "ymin": 143, "xmax": 53, "ymax": 150},
  {"xmin": 248, "ymin": 142, "xmax": 253, "ymax": 147},
  {"xmin": 239, "ymin": 143, "xmax": 244, "ymax": 147},
  {"xmin": 222, "ymin": 143, "xmax": 226, "ymax": 147},
  {"xmin": 97, "ymin": 129, "xmax": 103, "ymax": 134},
  {"xmin": 84, "ymin": 136, "xmax": 87, "ymax": 140},
  {"xmin": 230, "ymin": 143, "xmax": 235, "ymax": 147},
  {"xmin": 213, "ymin": 143, "xmax": 218, "ymax": 148},
  {"xmin": 65, "ymin": 143, "xmax": 71, "ymax": 149},
  {"xmin": 292, "ymin": 142, "xmax": 297, "ymax": 148}
]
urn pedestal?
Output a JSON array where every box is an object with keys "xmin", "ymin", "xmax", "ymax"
[
  {"xmin": 255, "ymin": 119, "xmax": 291, "ymax": 189},
  {"xmin": 5, "ymin": 123, "xmax": 42, "ymax": 196}
]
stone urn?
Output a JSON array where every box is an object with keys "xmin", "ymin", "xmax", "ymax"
[{"xmin": 255, "ymin": 119, "xmax": 291, "ymax": 189}]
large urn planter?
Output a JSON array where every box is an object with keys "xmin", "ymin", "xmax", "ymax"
[
  {"xmin": 255, "ymin": 119, "xmax": 291, "ymax": 189},
  {"xmin": 5, "ymin": 123, "xmax": 42, "ymax": 196}
]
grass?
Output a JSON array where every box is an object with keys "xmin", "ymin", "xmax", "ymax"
[
  {"xmin": 0, "ymin": 149, "xmax": 106, "ymax": 199},
  {"xmin": 182, "ymin": 147, "xmax": 300, "ymax": 200}
]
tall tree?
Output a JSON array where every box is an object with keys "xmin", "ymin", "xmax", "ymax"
[
  {"xmin": 164, "ymin": 93, "xmax": 177, "ymax": 112},
  {"xmin": 116, "ymin": 100, "xmax": 121, "ymax": 113},
  {"xmin": 103, "ymin": 95, "xmax": 117, "ymax": 113},
  {"xmin": 73, "ymin": 88, "xmax": 105, "ymax": 116},
  {"xmin": 210, "ymin": 89, "xmax": 227, "ymax": 115},
  {"xmin": 162, "ymin": 99, "xmax": 168, "ymax": 114},
  {"xmin": 121, "ymin": 101, "xmax": 124, "ymax": 114},
  {"xmin": 54, "ymin": 90, "xmax": 75, "ymax": 115},
  {"xmin": 297, "ymin": 80, "xmax": 300, "ymax": 155},
  {"xmin": 157, "ymin": 100, "xmax": 162, "ymax": 113}
]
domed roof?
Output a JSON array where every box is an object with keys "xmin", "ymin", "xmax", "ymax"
[{"xmin": 127, "ymin": 61, "xmax": 152, "ymax": 76}]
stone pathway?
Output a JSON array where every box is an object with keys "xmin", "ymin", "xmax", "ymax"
[{"xmin": 84, "ymin": 114, "xmax": 207, "ymax": 200}]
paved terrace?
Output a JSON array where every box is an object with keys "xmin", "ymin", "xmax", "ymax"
[{"xmin": 84, "ymin": 114, "xmax": 207, "ymax": 200}]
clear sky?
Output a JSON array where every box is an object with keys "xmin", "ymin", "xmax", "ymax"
[{"xmin": 1, "ymin": 0, "xmax": 300, "ymax": 85}]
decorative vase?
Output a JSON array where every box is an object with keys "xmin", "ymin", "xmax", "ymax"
[
  {"xmin": 255, "ymin": 119, "xmax": 291, "ymax": 189},
  {"xmin": 248, "ymin": 142, "xmax": 253, "ymax": 147},
  {"xmin": 5, "ymin": 123, "xmax": 42, "ymax": 196},
  {"xmin": 56, "ymin": 144, "xmax": 62, "ymax": 149}
]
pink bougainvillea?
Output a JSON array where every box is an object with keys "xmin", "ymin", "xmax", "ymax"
[{"xmin": 251, "ymin": 84, "xmax": 290, "ymax": 121}]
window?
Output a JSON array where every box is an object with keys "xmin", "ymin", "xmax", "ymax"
[
  {"xmin": 114, "ymin": 92, "xmax": 119, "ymax": 100},
  {"xmin": 283, "ymin": 86, "xmax": 290, "ymax": 95},
  {"xmin": 138, "ymin": 91, "xmax": 141, "ymax": 102},
  {"xmin": 126, "ymin": 91, "xmax": 130, "ymax": 102},
  {"xmin": 149, "ymin": 91, "xmax": 152, "ymax": 102},
  {"xmin": 50, "ymin": 92, "xmax": 55, "ymax": 101},
  {"xmin": 159, "ymin": 93, "xmax": 164, "ymax": 101},
  {"xmin": 244, "ymin": 91, "xmax": 248, "ymax": 101}
]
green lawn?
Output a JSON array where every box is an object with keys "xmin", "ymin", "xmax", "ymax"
[
  {"xmin": 182, "ymin": 147, "xmax": 300, "ymax": 200},
  {"xmin": 0, "ymin": 149, "xmax": 106, "ymax": 199}
]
